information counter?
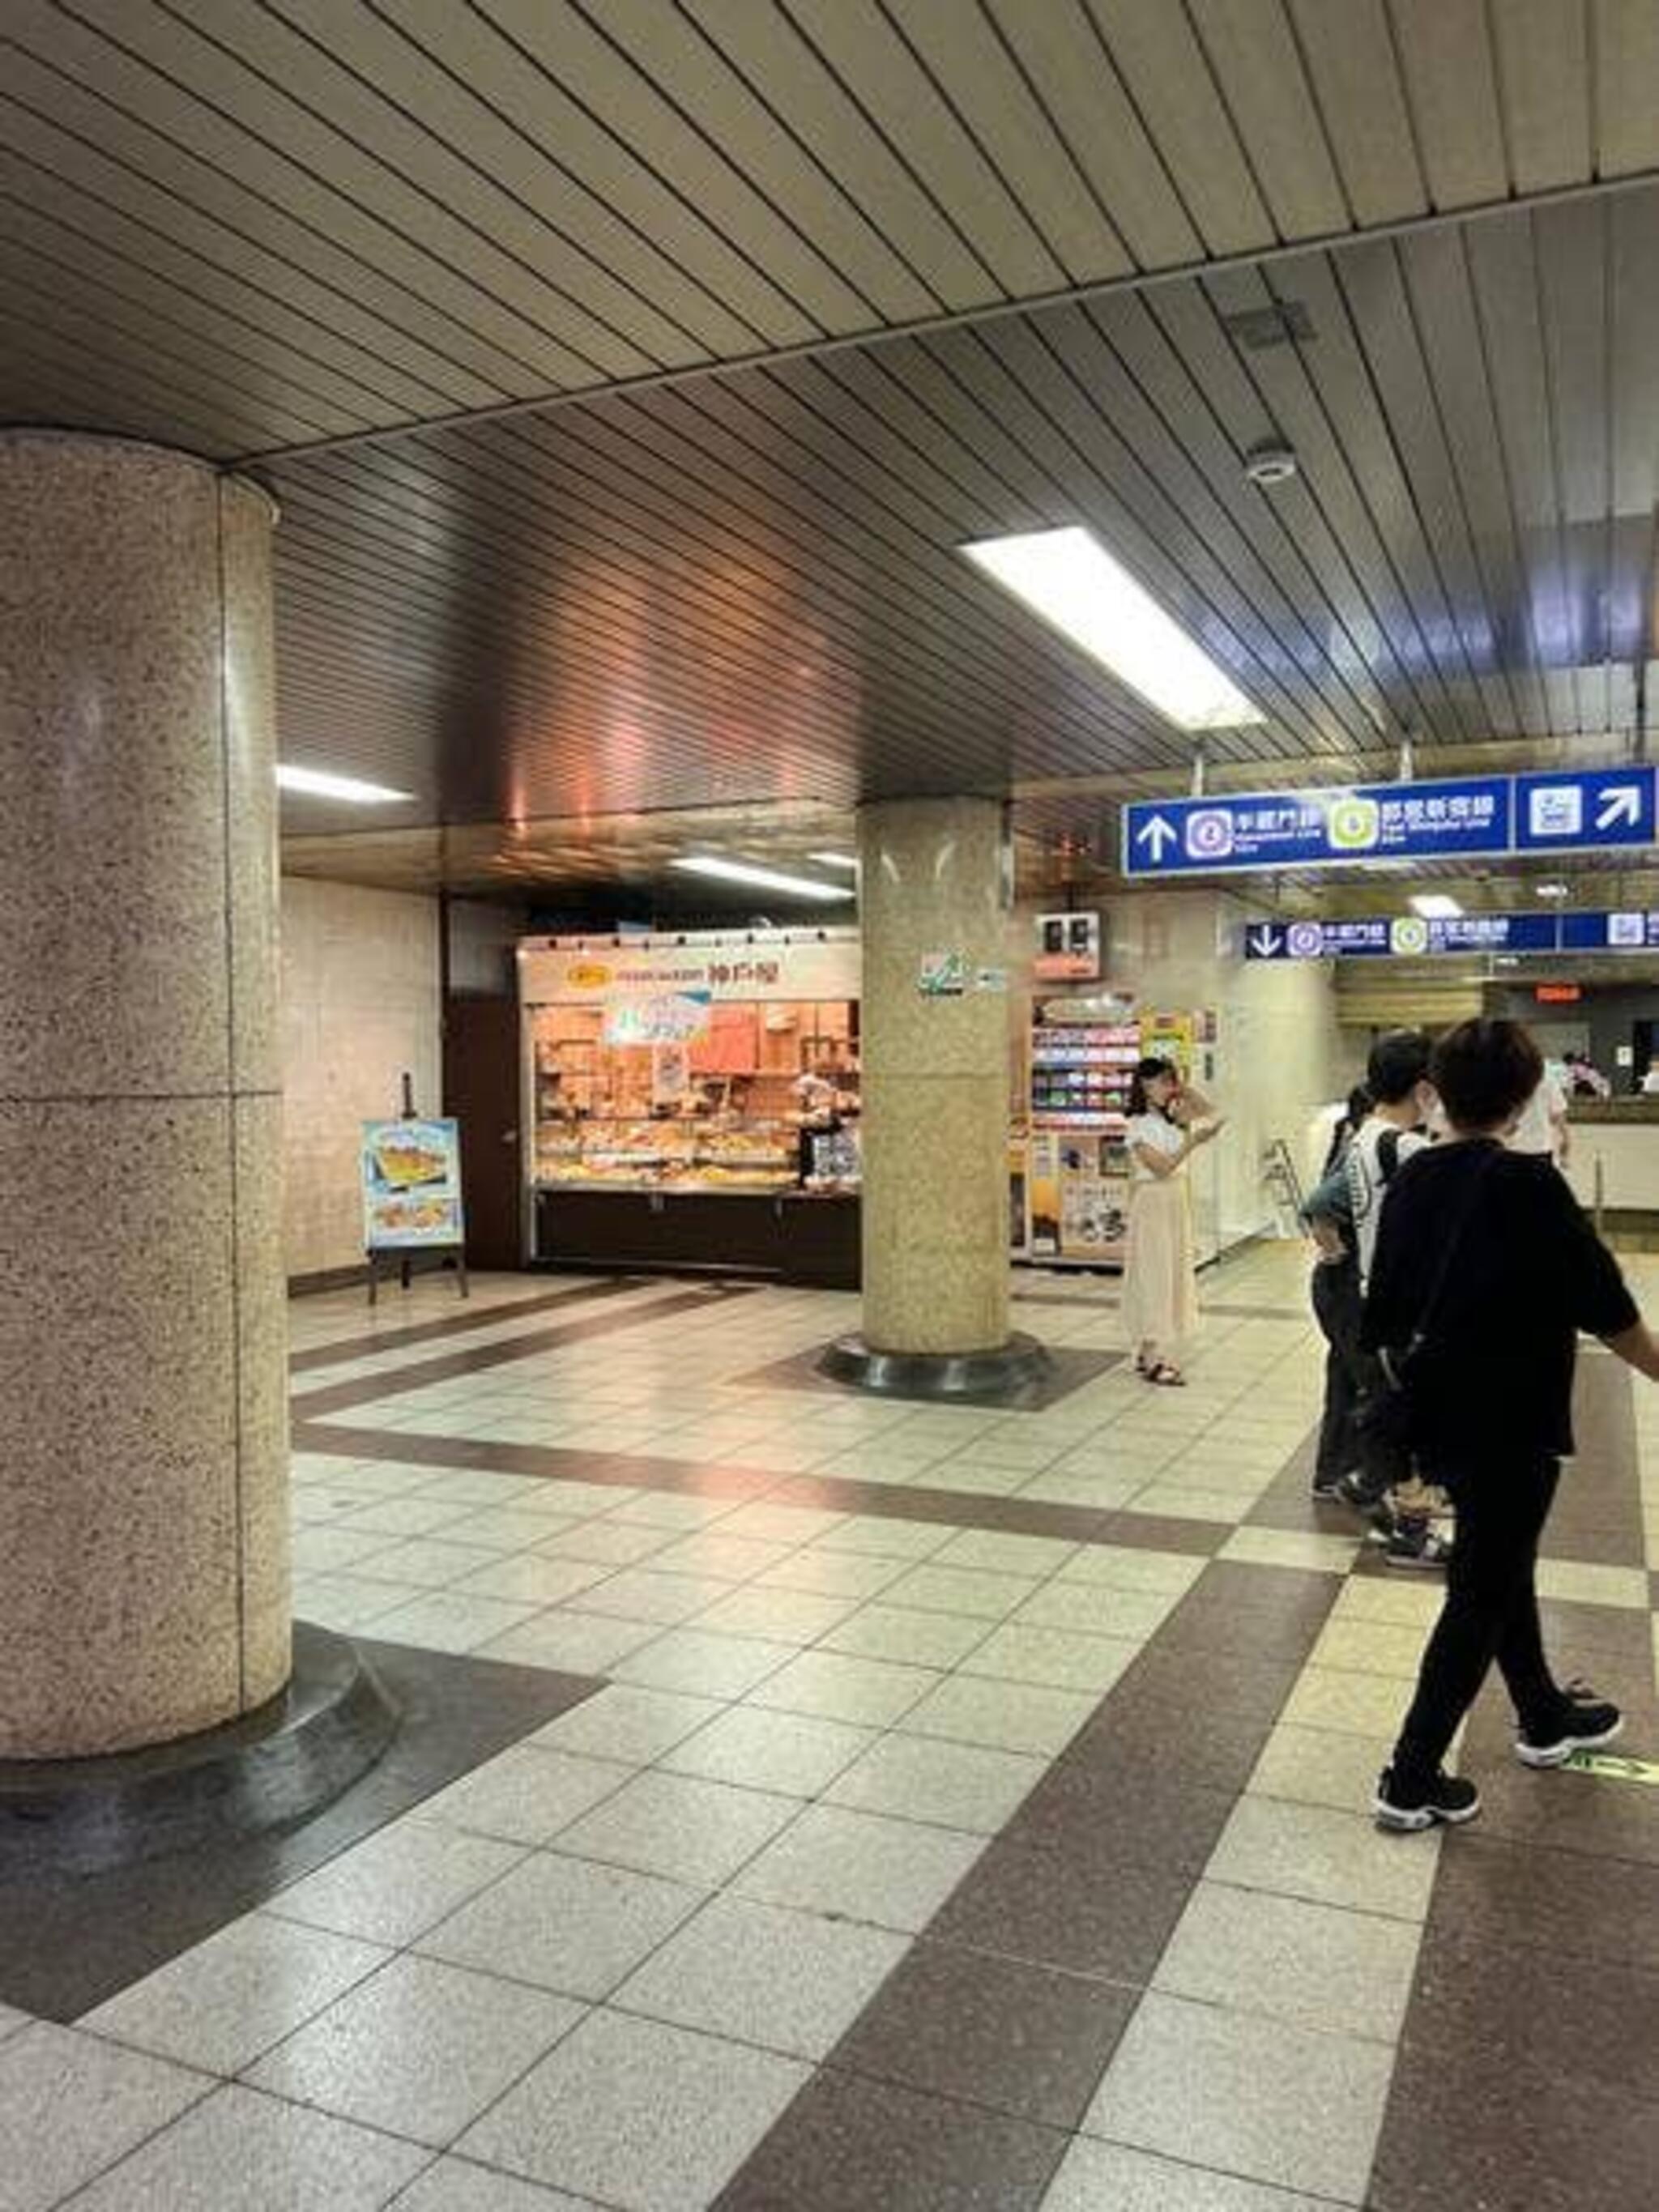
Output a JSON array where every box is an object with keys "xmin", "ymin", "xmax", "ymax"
[{"xmin": 1562, "ymin": 1097, "xmax": 1659, "ymax": 1223}]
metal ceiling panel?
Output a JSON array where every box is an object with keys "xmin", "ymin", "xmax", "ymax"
[
  {"xmin": 1386, "ymin": 0, "xmax": 1510, "ymax": 214},
  {"xmin": 8, "ymin": 2, "xmax": 592, "ymax": 394},
  {"xmin": 258, "ymin": 185, "xmax": 1659, "ymax": 867},
  {"xmin": 1289, "ymin": 0, "xmax": 1427, "ymax": 228},
  {"xmin": 475, "ymin": 0, "xmax": 867, "ymax": 335},
  {"xmin": 1084, "ymin": 0, "xmax": 1277, "ymax": 255},
  {"xmin": 982, "ymin": 0, "xmax": 1204, "ymax": 271},
  {"xmin": 1187, "ymin": 0, "xmax": 1352, "ymax": 241},
  {"xmin": 876, "ymin": 0, "xmax": 1133, "ymax": 283},
  {"xmin": 1594, "ymin": 0, "xmax": 1659, "ymax": 177},
  {"xmin": 1490, "ymin": 0, "xmax": 1593, "ymax": 194}
]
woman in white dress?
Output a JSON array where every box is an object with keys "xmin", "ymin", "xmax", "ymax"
[{"xmin": 1123, "ymin": 1057, "xmax": 1223, "ymax": 1386}]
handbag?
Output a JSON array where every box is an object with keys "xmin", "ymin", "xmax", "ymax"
[{"xmin": 1359, "ymin": 1148, "xmax": 1496, "ymax": 1455}]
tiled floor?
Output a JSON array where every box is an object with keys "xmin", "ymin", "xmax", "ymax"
[{"xmin": 8, "ymin": 1247, "xmax": 1659, "ymax": 2209}]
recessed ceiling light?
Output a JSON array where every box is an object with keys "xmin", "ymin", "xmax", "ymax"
[
  {"xmin": 1535, "ymin": 881, "xmax": 1571, "ymax": 900},
  {"xmin": 671, "ymin": 856, "xmax": 854, "ymax": 903},
  {"xmin": 1410, "ymin": 894, "xmax": 1464, "ymax": 919},
  {"xmin": 961, "ymin": 526, "xmax": 1264, "ymax": 731},
  {"xmin": 808, "ymin": 851, "xmax": 860, "ymax": 872},
  {"xmin": 276, "ymin": 764, "xmax": 413, "ymax": 803}
]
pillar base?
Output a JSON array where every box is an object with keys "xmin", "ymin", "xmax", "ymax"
[
  {"xmin": 0, "ymin": 1624, "xmax": 397, "ymax": 1877},
  {"xmin": 817, "ymin": 1330, "xmax": 1052, "ymax": 1402}
]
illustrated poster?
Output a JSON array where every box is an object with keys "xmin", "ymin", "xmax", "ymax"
[{"xmin": 361, "ymin": 1118, "xmax": 465, "ymax": 1249}]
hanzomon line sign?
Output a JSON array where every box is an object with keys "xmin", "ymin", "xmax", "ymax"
[
  {"xmin": 1244, "ymin": 912, "xmax": 1659, "ymax": 961},
  {"xmin": 1124, "ymin": 765, "xmax": 1657, "ymax": 879}
]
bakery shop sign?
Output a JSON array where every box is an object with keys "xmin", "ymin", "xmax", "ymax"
[{"xmin": 518, "ymin": 932, "xmax": 861, "ymax": 1009}]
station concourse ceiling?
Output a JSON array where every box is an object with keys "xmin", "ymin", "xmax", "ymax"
[{"xmin": 5, "ymin": 1, "xmax": 1659, "ymax": 909}]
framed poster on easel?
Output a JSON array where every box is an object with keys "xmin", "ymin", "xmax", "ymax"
[{"xmin": 360, "ymin": 1082, "xmax": 469, "ymax": 1303}]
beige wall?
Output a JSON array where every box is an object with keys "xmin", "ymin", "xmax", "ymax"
[{"xmin": 281, "ymin": 877, "xmax": 441, "ymax": 1279}]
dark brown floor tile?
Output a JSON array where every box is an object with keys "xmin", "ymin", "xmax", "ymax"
[
  {"xmin": 1371, "ymin": 2038, "xmax": 1659, "ymax": 2212},
  {"xmin": 288, "ymin": 1276, "xmax": 641, "ymax": 1372},
  {"xmin": 803, "ymin": 1481, "xmax": 1116, "ymax": 1545},
  {"xmin": 0, "ymin": 1638, "xmax": 599, "ymax": 2020},
  {"xmin": 1094, "ymin": 1510, "xmax": 1230, "ymax": 1556},
  {"xmin": 713, "ymin": 2070, "xmax": 1067, "ymax": 2212},
  {"xmin": 1461, "ymin": 1761, "xmax": 1659, "ymax": 1866},
  {"xmin": 927, "ymin": 1832, "xmax": 1192, "ymax": 1985},
  {"xmin": 1155, "ymin": 1597, "xmax": 1334, "ymax": 1664},
  {"xmin": 1179, "ymin": 1559, "xmax": 1336, "ymax": 1614},
  {"xmin": 830, "ymin": 1941, "xmax": 1136, "ymax": 2130},
  {"xmin": 1536, "ymin": 1600, "xmax": 1655, "ymax": 1660},
  {"xmin": 1064, "ymin": 1701, "xmax": 1286, "ymax": 1796},
  {"xmin": 1431, "ymin": 1832, "xmax": 1659, "ymax": 1977},
  {"xmin": 1539, "ymin": 1520, "xmax": 1645, "ymax": 1565},
  {"xmin": 1405, "ymin": 1941, "xmax": 1659, "ymax": 2100},
  {"xmin": 1015, "ymin": 1760, "xmax": 1235, "ymax": 1873}
]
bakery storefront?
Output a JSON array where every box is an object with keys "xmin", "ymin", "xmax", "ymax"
[{"xmin": 519, "ymin": 929, "xmax": 862, "ymax": 1286}]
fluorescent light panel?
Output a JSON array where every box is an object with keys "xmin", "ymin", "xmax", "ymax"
[
  {"xmin": 962, "ymin": 525, "xmax": 1264, "ymax": 731},
  {"xmin": 808, "ymin": 851, "xmax": 860, "ymax": 871},
  {"xmin": 1410, "ymin": 894, "xmax": 1464, "ymax": 919},
  {"xmin": 671, "ymin": 855, "xmax": 854, "ymax": 902},
  {"xmin": 1535, "ymin": 881, "xmax": 1571, "ymax": 900},
  {"xmin": 277, "ymin": 764, "xmax": 412, "ymax": 803}
]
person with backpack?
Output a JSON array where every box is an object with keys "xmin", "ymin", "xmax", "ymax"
[
  {"xmin": 1303, "ymin": 1031, "xmax": 1449, "ymax": 1566},
  {"xmin": 1363, "ymin": 1019, "xmax": 1659, "ymax": 1830}
]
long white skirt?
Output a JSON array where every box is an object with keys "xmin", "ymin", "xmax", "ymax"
[{"xmin": 1122, "ymin": 1174, "xmax": 1199, "ymax": 1357}]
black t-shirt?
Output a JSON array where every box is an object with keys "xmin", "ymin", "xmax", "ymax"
[{"xmin": 1361, "ymin": 1139, "xmax": 1638, "ymax": 1461}]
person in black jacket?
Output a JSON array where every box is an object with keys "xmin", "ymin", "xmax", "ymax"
[{"xmin": 1363, "ymin": 1017, "xmax": 1659, "ymax": 1831}]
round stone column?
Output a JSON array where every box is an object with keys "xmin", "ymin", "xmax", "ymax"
[
  {"xmin": 0, "ymin": 430, "xmax": 290, "ymax": 1758},
  {"xmin": 834, "ymin": 795, "xmax": 1040, "ymax": 1392}
]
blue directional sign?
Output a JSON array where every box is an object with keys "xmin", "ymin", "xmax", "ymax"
[
  {"xmin": 1125, "ymin": 777, "xmax": 1512, "ymax": 877},
  {"xmin": 1243, "ymin": 913, "xmax": 1561, "ymax": 961},
  {"xmin": 1246, "ymin": 910, "xmax": 1659, "ymax": 960},
  {"xmin": 1515, "ymin": 766, "xmax": 1656, "ymax": 853},
  {"xmin": 1125, "ymin": 764, "xmax": 1657, "ymax": 878},
  {"xmin": 1560, "ymin": 911, "xmax": 1659, "ymax": 953}
]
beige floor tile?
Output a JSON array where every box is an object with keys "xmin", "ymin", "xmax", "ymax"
[
  {"xmin": 1083, "ymin": 1993, "xmax": 1392, "ymax": 2203},
  {"xmin": 1220, "ymin": 1529, "xmax": 1362, "ymax": 1575},
  {"xmin": 1534, "ymin": 1559, "xmax": 1649, "ymax": 1609},
  {"xmin": 1206, "ymin": 1794, "xmax": 1439, "ymax": 1923},
  {"xmin": 1282, "ymin": 1666, "xmax": 1412, "ymax": 1739},
  {"xmin": 1309, "ymin": 1619, "xmax": 1428, "ymax": 1682}
]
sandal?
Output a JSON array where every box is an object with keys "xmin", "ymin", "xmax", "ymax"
[{"xmin": 1144, "ymin": 1361, "xmax": 1186, "ymax": 1387}]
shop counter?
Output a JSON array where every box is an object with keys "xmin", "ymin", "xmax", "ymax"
[
  {"xmin": 534, "ymin": 1185, "xmax": 859, "ymax": 1288},
  {"xmin": 1561, "ymin": 1100, "xmax": 1659, "ymax": 1219}
]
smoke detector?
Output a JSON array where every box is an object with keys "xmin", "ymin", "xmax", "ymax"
[{"xmin": 1244, "ymin": 441, "xmax": 1299, "ymax": 488}]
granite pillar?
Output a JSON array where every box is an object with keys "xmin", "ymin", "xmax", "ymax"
[
  {"xmin": 0, "ymin": 430, "xmax": 289, "ymax": 1758},
  {"xmin": 857, "ymin": 795, "xmax": 1017, "ymax": 1362}
]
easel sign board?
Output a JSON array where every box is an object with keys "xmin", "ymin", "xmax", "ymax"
[{"xmin": 361, "ymin": 1119, "xmax": 466, "ymax": 1249}]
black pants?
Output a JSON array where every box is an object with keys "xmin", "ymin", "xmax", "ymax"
[
  {"xmin": 1311, "ymin": 1258, "xmax": 1363, "ymax": 1485},
  {"xmin": 1393, "ymin": 1455, "xmax": 1563, "ymax": 1777},
  {"xmin": 1311, "ymin": 1257, "xmax": 1413, "ymax": 1501}
]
